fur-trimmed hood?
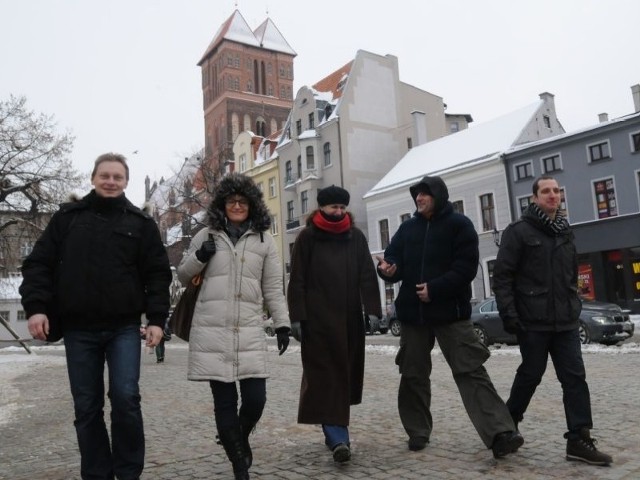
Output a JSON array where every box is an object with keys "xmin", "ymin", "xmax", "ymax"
[{"xmin": 207, "ymin": 173, "xmax": 271, "ymax": 232}]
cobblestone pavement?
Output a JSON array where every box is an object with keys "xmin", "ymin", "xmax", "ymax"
[{"xmin": 1, "ymin": 336, "xmax": 639, "ymax": 480}]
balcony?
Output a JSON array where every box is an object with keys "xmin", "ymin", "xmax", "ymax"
[{"xmin": 286, "ymin": 219, "xmax": 300, "ymax": 230}]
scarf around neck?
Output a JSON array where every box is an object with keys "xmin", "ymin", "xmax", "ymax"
[
  {"xmin": 312, "ymin": 210, "xmax": 351, "ymax": 234},
  {"xmin": 529, "ymin": 203, "xmax": 568, "ymax": 234}
]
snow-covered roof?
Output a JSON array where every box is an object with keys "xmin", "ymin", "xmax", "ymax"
[
  {"xmin": 149, "ymin": 153, "xmax": 202, "ymax": 211},
  {"xmin": 365, "ymin": 100, "xmax": 545, "ymax": 198},
  {"xmin": 165, "ymin": 210, "xmax": 208, "ymax": 247},
  {"xmin": 198, "ymin": 10, "xmax": 295, "ymax": 65},
  {"xmin": 504, "ymin": 110, "xmax": 640, "ymax": 156}
]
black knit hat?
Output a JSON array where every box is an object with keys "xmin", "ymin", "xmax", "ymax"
[{"xmin": 317, "ymin": 185, "xmax": 350, "ymax": 206}]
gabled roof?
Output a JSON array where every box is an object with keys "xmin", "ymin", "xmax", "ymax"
[
  {"xmin": 365, "ymin": 100, "xmax": 546, "ymax": 198},
  {"xmin": 198, "ymin": 10, "xmax": 295, "ymax": 65},
  {"xmin": 253, "ymin": 18, "xmax": 296, "ymax": 56}
]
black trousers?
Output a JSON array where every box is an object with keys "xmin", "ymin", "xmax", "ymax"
[
  {"xmin": 507, "ymin": 329, "xmax": 593, "ymax": 436},
  {"xmin": 209, "ymin": 378, "xmax": 267, "ymax": 431}
]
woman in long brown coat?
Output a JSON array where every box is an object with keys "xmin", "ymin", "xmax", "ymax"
[{"xmin": 287, "ymin": 185, "xmax": 382, "ymax": 463}]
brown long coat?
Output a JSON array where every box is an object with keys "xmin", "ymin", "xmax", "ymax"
[{"xmin": 287, "ymin": 213, "xmax": 381, "ymax": 425}]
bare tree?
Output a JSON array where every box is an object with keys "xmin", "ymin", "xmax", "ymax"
[
  {"xmin": 0, "ymin": 95, "xmax": 82, "ymax": 234},
  {"xmin": 0, "ymin": 95, "xmax": 83, "ymax": 273}
]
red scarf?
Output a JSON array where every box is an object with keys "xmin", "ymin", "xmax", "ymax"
[{"xmin": 312, "ymin": 211, "xmax": 351, "ymax": 233}]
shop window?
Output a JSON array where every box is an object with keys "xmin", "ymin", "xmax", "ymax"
[{"xmin": 593, "ymin": 178, "xmax": 618, "ymax": 219}]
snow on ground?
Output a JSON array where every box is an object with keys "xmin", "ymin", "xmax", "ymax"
[{"xmin": 1, "ymin": 316, "xmax": 639, "ymax": 425}]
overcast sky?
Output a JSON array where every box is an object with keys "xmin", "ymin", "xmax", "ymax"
[{"xmin": 1, "ymin": 0, "xmax": 638, "ymax": 206}]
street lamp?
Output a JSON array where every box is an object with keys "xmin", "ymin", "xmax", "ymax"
[{"xmin": 492, "ymin": 228, "xmax": 501, "ymax": 247}]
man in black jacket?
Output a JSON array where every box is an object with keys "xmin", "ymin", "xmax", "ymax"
[
  {"xmin": 20, "ymin": 152, "xmax": 172, "ymax": 480},
  {"xmin": 377, "ymin": 175, "xmax": 522, "ymax": 459},
  {"xmin": 493, "ymin": 175, "xmax": 612, "ymax": 466}
]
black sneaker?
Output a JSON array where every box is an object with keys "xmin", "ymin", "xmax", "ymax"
[
  {"xmin": 156, "ymin": 357, "xmax": 164, "ymax": 363},
  {"xmin": 332, "ymin": 443, "xmax": 351, "ymax": 463},
  {"xmin": 492, "ymin": 431, "xmax": 524, "ymax": 459},
  {"xmin": 408, "ymin": 436, "xmax": 428, "ymax": 451},
  {"xmin": 565, "ymin": 429, "xmax": 612, "ymax": 466}
]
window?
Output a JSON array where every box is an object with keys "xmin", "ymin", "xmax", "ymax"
[
  {"xmin": 287, "ymin": 201, "xmax": 294, "ymax": 221},
  {"xmin": 593, "ymin": 178, "xmax": 618, "ymax": 219},
  {"xmin": 379, "ymin": 219, "xmax": 390, "ymax": 249},
  {"xmin": 407, "ymin": 137, "xmax": 413, "ymax": 149},
  {"xmin": 487, "ymin": 260, "xmax": 496, "ymax": 294},
  {"xmin": 452, "ymin": 200, "xmax": 464, "ymax": 215},
  {"xmin": 450, "ymin": 122, "xmax": 459, "ymax": 133},
  {"xmin": 17, "ymin": 310, "xmax": 27, "ymax": 321},
  {"xmin": 630, "ymin": 132, "xmax": 640, "ymax": 153},
  {"xmin": 308, "ymin": 112, "xmax": 314, "ymax": 129},
  {"xmin": 301, "ymin": 191, "xmax": 309, "ymax": 214},
  {"xmin": 400, "ymin": 213, "xmax": 411, "ymax": 223},
  {"xmin": 542, "ymin": 154, "xmax": 562, "ymax": 173},
  {"xmin": 543, "ymin": 115, "xmax": 551, "ymax": 128},
  {"xmin": 257, "ymin": 181, "xmax": 264, "ymax": 193},
  {"xmin": 323, "ymin": 142, "xmax": 331, "ymax": 167},
  {"xmin": 518, "ymin": 195, "xmax": 532, "ymax": 214},
  {"xmin": 514, "ymin": 161, "xmax": 533, "ymax": 181},
  {"xmin": 20, "ymin": 242, "xmax": 34, "ymax": 258},
  {"xmin": 238, "ymin": 153, "xmax": 247, "ymax": 172},
  {"xmin": 305, "ymin": 146, "xmax": 314, "ymax": 170},
  {"xmin": 558, "ymin": 187, "xmax": 568, "ymax": 217},
  {"xmin": 296, "ymin": 119, "xmax": 302, "ymax": 136},
  {"xmin": 0, "ymin": 311, "xmax": 9, "ymax": 322},
  {"xmin": 588, "ymin": 140, "xmax": 611, "ymax": 162},
  {"xmin": 297, "ymin": 155, "xmax": 302, "ymax": 179},
  {"xmin": 285, "ymin": 161, "xmax": 292, "ymax": 183},
  {"xmin": 479, "ymin": 193, "xmax": 496, "ymax": 231},
  {"xmin": 268, "ymin": 177, "xmax": 276, "ymax": 198},
  {"xmin": 271, "ymin": 215, "xmax": 278, "ymax": 236}
]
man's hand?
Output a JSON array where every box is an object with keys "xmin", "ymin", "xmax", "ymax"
[
  {"xmin": 375, "ymin": 255, "xmax": 397, "ymax": 276},
  {"xmin": 28, "ymin": 314, "xmax": 49, "ymax": 341},
  {"xmin": 145, "ymin": 325, "xmax": 163, "ymax": 347},
  {"xmin": 416, "ymin": 283, "xmax": 430, "ymax": 303}
]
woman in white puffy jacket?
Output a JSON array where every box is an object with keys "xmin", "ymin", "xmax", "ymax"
[{"xmin": 177, "ymin": 172, "xmax": 290, "ymax": 480}]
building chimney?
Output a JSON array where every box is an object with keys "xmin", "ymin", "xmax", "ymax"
[
  {"xmin": 632, "ymin": 84, "xmax": 640, "ymax": 113},
  {"xmin": 598, "ymin": 113, "xmax": 609, "ymax": 123},
  {"xmin": 411, "ymin": 110, "xmax": 427, "ymax": 147}
]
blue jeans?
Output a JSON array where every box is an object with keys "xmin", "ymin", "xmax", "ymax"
[
  {"xmin": 507, "ymin": 329, "xmax": 592, "ymax": 436},
  {"xmin": 322, "ymin": 424, "xmax": 350, "ymax": 449},
  {"xmin": 64, "ymin": 325, "xmax": 143, "ymax": 480}
]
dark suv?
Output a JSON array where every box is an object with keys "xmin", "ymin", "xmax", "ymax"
[{"xmin": 471, "ymin": 297, "xmax": 634, "ymax": 346}]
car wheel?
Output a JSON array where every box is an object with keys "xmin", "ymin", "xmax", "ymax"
[
  {"xmin": 578, "ymin": 321, "xmax": 591, "ymax": 344},
  {"xmin": 473, "ymin": 325, "xmax": 489, "ymax": 346},
  {"xmin": 379, "ymin": 328, "xmax": 389, "ymax": 335},
  {"xmin": 390, "ymin": 319, "xmax": 401, "ymax": 337}
]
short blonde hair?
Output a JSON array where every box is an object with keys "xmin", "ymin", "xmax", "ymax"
[{"xmin": 91, "ymin": 153, "xmax": 129, "ymax": 180}]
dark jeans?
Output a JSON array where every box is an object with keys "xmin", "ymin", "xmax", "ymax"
[
  {"xmin": 507, "ymin": 329, "xmax": 592, "ymax": 435},
  {"xmin": 64, "ymin": 325, "xmax": 143, "ymax": 480},
  {"xmin": 210, "ymin": 378, "xmax": 267, "ymax": 432},
  {"xmin": 155, "ymin": 338, "xmax": 165, "ymax": 361}
]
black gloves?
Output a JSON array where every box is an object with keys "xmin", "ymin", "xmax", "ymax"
[
  {"xmin": 195, "ymin": 240, "xmax": 216, "ymax": 263},
  {"xmin": 290, "ymin": 322, "xmax": 302, "ymax": 342},
  {"xmin": 503, "ymin": 317, "xmax": 526, "ymax": 335},
  {"xmin": 276, "ymin": 327, "xmax": 290, "ymax": 355}
]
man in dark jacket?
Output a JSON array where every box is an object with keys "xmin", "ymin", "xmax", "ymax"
[
  {"xmin": 377, "ymin": 175, "xmax": 522, "ymax": 459},
  {"xmin": 493, "ymin": 175, "xmax": 612, "ymax": 466},
  {"xmin": 20, "ymin": 152, "xmax": 172, "ymax": 480}
]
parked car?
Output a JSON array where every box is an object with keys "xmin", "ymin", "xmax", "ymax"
[
  {"xmin": 365, "ymin": 312, "xmax": 389, "ymax": 335},
  {"xmin": 385, "ymin": 304, "xmax": 402, "ymax": 337},
  {"xmin": 471, "ymin": 297, "xmax": 634, "ymax": 346}
]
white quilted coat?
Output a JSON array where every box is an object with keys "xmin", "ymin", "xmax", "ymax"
[{"xmin": 177, "ymin": 227, "xmax": 290, "ymax": 382}]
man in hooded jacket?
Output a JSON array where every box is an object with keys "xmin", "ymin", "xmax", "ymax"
[{"xmin": 377, "ymin": 175, "xmax": 523, "ymax": 459}]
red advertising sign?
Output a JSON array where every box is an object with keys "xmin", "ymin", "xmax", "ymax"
[{"xmin": 578, "ymin": 264, "xmax": 595, "ymax": 301}]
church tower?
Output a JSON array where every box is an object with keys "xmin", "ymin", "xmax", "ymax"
[{"xmin": 198, "ymin": 9, "xmax": 296, "ymax": 174}]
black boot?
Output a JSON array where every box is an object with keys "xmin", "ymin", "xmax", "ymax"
[
  {"xmin": 218, "ymin": 427, "xmax": 250, "ymax": 480},
  {"xmin": 239, "ymin": 417, "xmax": 258, "ymax": 468}
]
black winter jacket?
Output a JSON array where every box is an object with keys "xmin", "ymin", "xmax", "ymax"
[
  {"xmin": 19, "ymin": 191, "xmax": 172, "ymax": 331},
  {"xmin": 493, "ymin": 205, "xmax": 581, "ymax": 331},
  {"xmin": 380, "ymin": 176, "xmax": 479, "ymax": 325}
]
